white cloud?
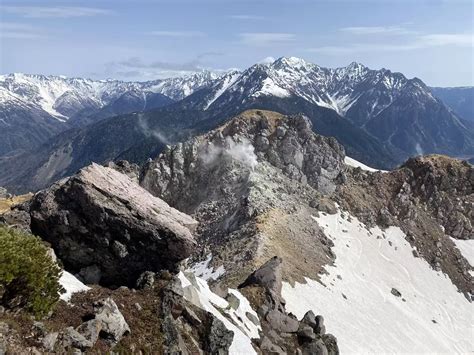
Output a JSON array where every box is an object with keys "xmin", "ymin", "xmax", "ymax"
[
  {"xmin": 340, "ymin": 26, "xmax": 416, "ymax": 35},
  {"xmin": 240, "ymin": 33, "xmax": 296, "ymax": 46},
  {"xmin": 0, "ymin": 22, "xmax": 47, "ymax": 39},
  {"xmin": 257, "ymin": 56, "xmax": 276, "ymax": 64},
  {"xmin": 309, "ymin": 33, "xmax": 473, "ymax": 55},
  {"xmin": 147, "ymin": 31, "xmax": 205, "ymax": 38},
  {"xmin": 420, "ymin": 33, "xmax": 473, "ymax": 46},
  {"xmin": 0, "ymin": 6, "xmax": 113, "ymax": 18},
  {"xmin": 230, "ymin": 15, "xmax": 265, "ymax": 20}
]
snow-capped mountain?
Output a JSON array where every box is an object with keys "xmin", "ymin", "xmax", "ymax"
[
  {"xmin": 0, "ymin": 71, "xmax": 221, "ymax": 155},
  {"xmin": 185, "ymin": 57, "xmax": 474, "ymax": 159},
  {"xmin": 0, "ymin": 71, "xmax": 220, "ymax": 121},
  {"xmin": 1, "ymin": 57, "xmax": 473, "ymax": 193},
  {"xmin": 192, "ymin": 57, "xmax": 414, "ymax": 117}
]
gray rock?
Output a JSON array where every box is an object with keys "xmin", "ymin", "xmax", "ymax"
[
  {"xmin": 28, "ymin": 164, "xmax": 197, "ymax": 286},
  {"xmin": 302, "ymin": 339, "xmax": 328, "ymax": 355},
  {"xmin": 246, "ymin": 312, "xmax": 260, "ymax": 326},
  {"xmin": 391, "ymin": 288, "xmax": 402, "ymax": 297},
  {"xmin": 323, "ymin": 334, "xmax": 340, "ymax": 355},
  {"xmin": 77, "ymin": 265, "xmax": 101, "ymax": 284},
  {"xmin": 136, "ymin": 271, "xmax": 156, "ymax": 289},
  {"xmin": 260, "ymin": 336, "xmax": 286, "ymax": 355},
  {"xmin": 76, "ymin": 319, "xmax": 101, "ymax": 344},
  {"xmin": 205, "ymin": 317, "xmax": 234, "ymax": 355},
  {"xmin": 315, "ymin": 315, "xmax": 326, "ymax": 335},
  {"xmin": 42, "ymin": 332, "xmax": 58, "ymax": 352},
  {"xmin": 0, "ymin": 203, "xmax": 31, "ymax": 232},
  {"xmin": 266, "ymin": 309, "xmax": 300, "ymax": 333},
  {"xmin": 226, "ymin": 292, "xmax": 240, "ymax": 310},
  {"xmin": 316, "ymin": 199, "xmax": 337, "ymax": 215},
  {"xmin": 239, "ymin": 256, "xmax": 283, "ymax": 297},
  {"xmin": 301, "ymin": 310, "xmax": 317, "ymax": 329},
  {"xmin": 93, "ymin": 298, "xmax": 130, "ymax": 344},
  {"xmin": 298, "ymin": 324, "xmax": 316, "ymax": 341},
  {"xmin": 107, "ymin": 160, "xmax": 140, "ymax": 183},
  {"xmin": 62, "ymin": 327, "xmax": 93, "ymax": 350}
]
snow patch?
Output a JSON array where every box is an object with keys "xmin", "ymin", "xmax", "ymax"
[
  {"xmin": 254, "ymin": 77, "xmax": 291, "ymax": 98},
  {"xmin": 188, "ymin": 254, "xmax": 226, "ymax": 281},
  {"xmin": 59, "ymin": 271, "xmax": 90, "ymax": 302},
  {"xmin": 344, "ymin": 156, "xmax": 387, "ymax": 172},
  {"xmin": 282, "ymin": 209, "xmax": 472, "ymax": 354},
  {"xmin": 178, "ymin": 272, "xmax": 260, "ymax": 354},
  {"xmin": 204, "ymin": 72, "xmax": 240, "ymax": 110}
]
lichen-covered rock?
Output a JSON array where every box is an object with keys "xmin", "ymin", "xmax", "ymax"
[
  {"xmin": 93, "ymin": 298, "xmax": 130, "ymax": 344},
  {"xmin": 27, "ymin": 163, "xmax": 197, "ymax": 286}
]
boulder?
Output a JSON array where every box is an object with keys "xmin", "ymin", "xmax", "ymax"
[
  {"xmin": 28, "ymin": 164, "xmax": 197, "ymax": 286},
  {"xmin": 61, "ymin": 327, "xmax": 93, "ymax": 350},
  {"xmin": 205, "ymin": 318, "xmax": 234, "ymax": 355},
  {"xmin": 301, "ymin": 310, "xmax": 317, "ymax": 329},
  {"xmin": 93, "ymin": 298, "xmax": 130, "ymax": 344},
  {"xmin": 302, "ymin": 339, "xmax": 328, "ymax": 355},
  {"xmin": 266, "ymin": 309, "xmax": 300, "ymax": 333},
  {"xmin": 239, "ymin": 256, "xmax": 283, "ymax": 298},
  {"xmin": 136, "ymin": 271, "xmax": 156, "ymax": 290},
  {"xmin": 315, "ymin": 315, "xmax": 326, "ymax": 335}
]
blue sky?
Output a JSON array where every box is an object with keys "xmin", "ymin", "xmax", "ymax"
[{"xmin": 0, "ymin": 0, "xmax": 472, "ymax": 86}]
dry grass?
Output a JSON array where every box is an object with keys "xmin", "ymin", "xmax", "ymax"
[
  {"xmin": 255, "ymin": 208, "xmax": 332, "ymax": 285},
  {"xmin": 0, "ymin": 194, "xmax": 32, "ymax": 214}
]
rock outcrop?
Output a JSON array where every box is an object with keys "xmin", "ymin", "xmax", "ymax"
[
  {"xmin": 160, "ymin": 276, "xmax": 234, "ymax": 354},
  {"xmin": 26, "ymin": 163, "xmax": 198, "ymax": 286},
  {"xmin": 239, "ymin": 257, "xmax": 339, "ymax": 355},
  {"xmin": 140, "ymin": 110, "xmax": 344, "ymax": 285}
]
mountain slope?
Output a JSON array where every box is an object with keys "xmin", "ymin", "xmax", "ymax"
[
  {"xmin": 431, "ymin": 86, "xmax": 474, "ymax": 122},
  {"xmin": 138, "ymin": 110, "xmax": 473, "ymax": 353}
]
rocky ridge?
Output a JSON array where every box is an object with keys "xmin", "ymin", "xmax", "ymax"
[
  {"xmin": 140, "ymin": 110, "xmax": 346, "ymax": 284},
  {"xmin": 335, "ymin": 154, "xmax": 473, "ymax": 296}
]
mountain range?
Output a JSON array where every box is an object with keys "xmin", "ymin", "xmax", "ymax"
[
  {"xmin": 0, "ymin": 71, "xmax": 219, "ymax": 155},
  {"xmin": 0, "ymin": 57, "xmax": 472, "ymax": 193}
]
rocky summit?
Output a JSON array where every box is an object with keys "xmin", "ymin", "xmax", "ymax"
[{"xmin": 141, "ymin": 110, "xmax": 346, "ymax": 284}]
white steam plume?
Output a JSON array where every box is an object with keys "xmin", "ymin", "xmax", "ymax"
[
  {"xmin": 137, "ymin": 113, "xmax": 171, "ymax": 145},
  {"xmin": 200, "ymin": 137, "xmax": 258, "ymax": 170}
]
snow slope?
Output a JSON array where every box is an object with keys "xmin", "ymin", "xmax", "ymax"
[
  {"xmin": 451, "ymin": 238, "xmax": 474, "ymax": 266},
  {"xmin": 282, "ymin": 208, "xmax": 473, "ymax": 354},
  {"xmin": 344, "ymin": 156, "xmax": 388, "ymax": 172}
]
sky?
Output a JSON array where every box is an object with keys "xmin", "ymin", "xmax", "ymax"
[{"xmin": 0, "ymin": 0, "xmax": 472, "ymax": 86}]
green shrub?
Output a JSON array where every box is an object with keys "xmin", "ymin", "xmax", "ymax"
[{"xmin": 0, "ymin": 225, "xmax": 63, "ymax": 318}]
